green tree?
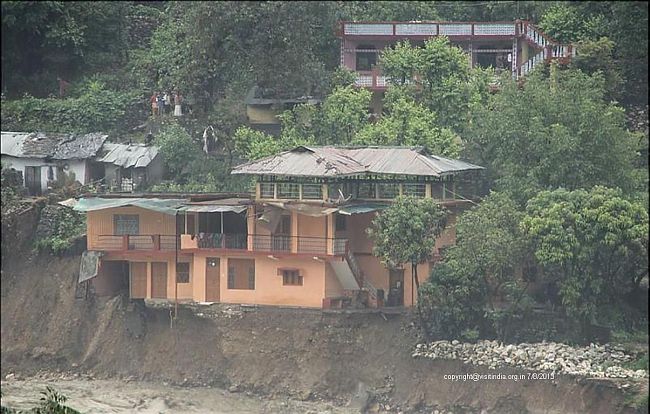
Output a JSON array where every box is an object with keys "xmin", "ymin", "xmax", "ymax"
[
  {"xmin": 419, "ymin": 192, "xmax": 533, "ymax": 341},
  {"xmin": 354, "ymin": 97, "xmax": 462, "ymax": 157},
  {"xmin": 154, "ymin": 122, "xmax": 198, "ymax": 177},
  {"xmin": 379, "ymin": 36, "xmax": 489, "ymax": 132},
  {"xmin": 233, "ymin": 127, "xmax": 285, "ymax": 161},
  {"xmin": 521, "ymin": 186, "xmax": 649, "ymax": 325},
  {"xmin": 571, "ymin": 37, "xmax": 624, "ymax": 101},
  {"xmin": 317, "ymin": 85, "xmax": 372, "ymax": 144},
  {"xmin": 465, "ymin": 69, "xmax": 639, "ymax": 204},
  {"xmin": 419, "ymin": 262, "xmax": 485, "ymax": 341},
  {"xmin": 539, "ymin": 2, "xmax": 648, "ymax": 104},
  {"xmin": 367, "ymin": 196, "xmax": 448, "ymax": 293}
]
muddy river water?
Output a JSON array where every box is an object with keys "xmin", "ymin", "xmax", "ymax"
[{"xmin": 1, "ymin": 378, "xmax": 357, "ymax": 413}]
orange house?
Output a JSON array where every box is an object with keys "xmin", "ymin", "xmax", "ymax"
[{"xmin": 77, "ymin": 146, "xmax": 484, "ymax": 309}]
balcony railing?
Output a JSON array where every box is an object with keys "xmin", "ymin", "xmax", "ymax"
[
  {"xmin": 96, "ymin": 233, "xmax": 349, "ymax": 255},
  {"xmin": 195, "ymin": 233, "xmax": 248, "ymax": 249},
  {"xmin": 94, "ymin": 235, "xmax": 179, "ymax": 251},
  {"xmin": 342, "ymin": 22, "xmax": 516, "ymax": 37},
  {"xmin": 251, "ymin": 235, "xmax": 348, "ymax": 255}
]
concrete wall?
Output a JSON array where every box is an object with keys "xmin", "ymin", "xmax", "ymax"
[{"xmin": 1, "ymin": 155, "xmax": 87, "ymax": 193}]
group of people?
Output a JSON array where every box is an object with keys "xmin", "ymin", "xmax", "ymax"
[{"xmin": 150, "ymin": 91, "xmax": 183, "ymax": 117}]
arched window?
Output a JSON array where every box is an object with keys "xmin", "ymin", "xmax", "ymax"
[{"xmin": 355, "ymin": 44, "xmax": 377, "ymax": 71}]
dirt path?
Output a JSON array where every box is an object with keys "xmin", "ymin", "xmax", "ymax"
[{"xmin": 1, "ymin": 377, "xmax": 356, "ymax": 414}]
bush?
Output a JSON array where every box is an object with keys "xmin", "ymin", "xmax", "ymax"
[
  {"xmin": 34, "ymin": 206, "xmax": 85, "ymax": 255},
  {"xmin": 418, "ymin": 262, "xmax": 485, "ymax": 340},
  {"xmin": 0, "ymin": 84, "xmax": 140, "ymax": 135}
]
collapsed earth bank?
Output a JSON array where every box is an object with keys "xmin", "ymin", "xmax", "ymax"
[{"xmin": 0, "ymin": 254, "xmax": 644, "ymax": 414}]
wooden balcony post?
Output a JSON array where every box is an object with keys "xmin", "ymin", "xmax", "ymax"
[
  {"xmin": 291, "ymin": 211, "xmax": 298, "ymax": 253},
  {"xmin": 326, "ymin": 213, "xmax": 335, "ymax": 255},
  {"xmin": 122, "ymin": 235, "xmax": 128, "ymax": 251},
  {"xmin": 153, "ymin": 235, "xmax": 160, "ymax": 251},
  {"xmin": 247, "ymin": 206, "xmax": 255, "ymax": 251}
]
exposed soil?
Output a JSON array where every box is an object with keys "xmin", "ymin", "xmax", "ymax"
[{"xmin": 1, "ymin": 253, "xmax": 646, "ymax": 413}]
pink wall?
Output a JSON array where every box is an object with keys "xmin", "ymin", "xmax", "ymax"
[{"xmin": 217, "ymin": 254, "xmax": 327, "ymax": 308}]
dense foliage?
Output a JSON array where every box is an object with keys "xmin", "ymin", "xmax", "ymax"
[
  {"xmin": 522, "ymin": 186, "xmax": 649, "ymax": 324},
  {"xmin": 464, "ymin": 68, "xmax": 642, "ymax": 204}
]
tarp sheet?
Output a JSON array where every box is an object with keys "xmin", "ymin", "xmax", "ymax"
[
  {"xmin": 178, "ymin": 205, "xmax": 247, "ymax": 213},
  {"xmin": 267, "ymin": 202, "xmax": 338, "ymax": 217},
  {"xmin": 257, "ymin": 206, "xmax": 283, "ymax": 233},
  {"xmin": 338, "ymin": 203, "xmax": 389, "ymax": 216},
  {"xmin": 73, "ymin": 198, "xmax": 186, "ymax": 215},
  {"xmin": 79, "ymin": 250, "xmax": 104, "ymax": 283}
]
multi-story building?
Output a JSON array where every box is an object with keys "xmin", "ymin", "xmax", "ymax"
[
  {"xmin": 76, "ymin": 146, "xmax": 484, "ymax": 309},
  {"xmin": 337, "ymin": 20, "xmax": 574, "ymax": 111}
]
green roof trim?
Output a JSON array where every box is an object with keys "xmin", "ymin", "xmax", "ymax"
[{"xmin": 73, "ymin": 198, "xmax": 186, "ymax": 215}]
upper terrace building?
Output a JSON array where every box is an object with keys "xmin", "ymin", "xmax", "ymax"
[
  {"xmin": 76, "ymin": 146, "xmax": 484, "ymax": 309},
  {"xmin": 337, "ymin": 20, "xmax": 574, "ymax": 91}
]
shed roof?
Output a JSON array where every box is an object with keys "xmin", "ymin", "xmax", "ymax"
[
  {"xmin": 1, "ymin": 131, "xmax": 108, "ymax": 160},
  {"xmin": 97, "ymin": 143, "xmax": 159, "ymax": 168},
  {"xmin": 231, "ymin": 146, "xmax": 484, "ymax": 178}
]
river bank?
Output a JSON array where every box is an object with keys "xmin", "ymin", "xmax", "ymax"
[{"xmin": 1, "ymin": 254, "xmax": 647, "ymax": 413}]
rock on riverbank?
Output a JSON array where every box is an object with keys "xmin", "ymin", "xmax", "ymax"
[{"xmin": 413, "ymin": 340, "xmax": 648, "ymax": 380}]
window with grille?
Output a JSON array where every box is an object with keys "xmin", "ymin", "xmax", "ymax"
[
  {"xmin": 176, "ymin": 262, "xmax": 190, "ymax": 283},
  {"xmin": 113, "ymin": 214, "xmax": 139, "ymax": 235},
  {"xmin": 377, "ymin": 183, "xmax": 399, "ymax": 199},
  {"xmin": 260, "ymin": 182, "xmax": 275, "ymax": 198},
  {"xmin": 301, "ymin": 183, "xmax": 322, "ymax": 200},
  {"xmin": 431, "ymin": 182, "xmax": 444, "ymax": 200},
  {"xmin": 227, "ymin": 259, "xmax": 255, "ymax": 290},
  {"xmin": 357, "ymin": 182, "xmax": 376, "ymax": 199},
  {"xmin": 282, "ymin": 269, "xmax": 303, "ymax": 286},
  {"xmin": 277, "ymin": 183, "xmax": 299, "ymax": 199},
  {"xmin": 328, "ymin": 183, "xmax": 353, "ymax": 200},
  {"xmin": 403, "ymin": 183, "xmax": 426, "ymax": 198},
  {"xmin": 356, "ymin": 45, "xmax": 377, "ymax": 71}
]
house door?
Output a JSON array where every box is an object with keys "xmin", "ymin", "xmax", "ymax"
[
  {"xmin": 388, "ymin": 269, "xmax": 404, "ymax": 307},
  {"xmin": 129, "ymin": 262, "xmax": 147, "ymax": 298},
  {"xmin": 151, "ymin": 262, "xmax": 168, "ymax": 298},
  {"xmin": 205, "ymin": 258, "xmax": 220, "ymax": 301},
  {"xmin": 25, "ymin": 166, "xmax": 41, "ymax": 195}
]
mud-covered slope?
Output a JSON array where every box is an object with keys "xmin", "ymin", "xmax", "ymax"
[{"xmin": 0, "ymin": 254, "xmax": 644, "ymax": 414}]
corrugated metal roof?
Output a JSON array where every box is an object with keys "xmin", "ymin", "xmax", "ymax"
[
  {"xmin": 178, "ymin": 205, "xmax": 247, "ymax": 213},
  {"xmin": 231, "ymin": 146, "xmax": 484, "ymax": 178},
  {"xmin": 1, "ymin": 131, "xmax": 107, "ymax": 159},
  {"xmin": 97, "ymin": 143, "xmax": 159, "ymax": 168},
  {"xmin": 74, "ymin": 198, "xmax": 187, "ymax": 215}
]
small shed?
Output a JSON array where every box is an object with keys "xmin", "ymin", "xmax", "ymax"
[{"xmin": 95, "ymin": 142, "xmax": 163, "ymax": 192}]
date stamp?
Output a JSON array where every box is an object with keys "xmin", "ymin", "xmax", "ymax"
[{"xmin": 443, "ymin": 372, "xmax": 556, "ymax": 382}]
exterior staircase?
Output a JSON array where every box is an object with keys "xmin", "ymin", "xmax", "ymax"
[
  {"xmin": 516, "ymin": 20, "xmax": 575, "ymax": 78},
  {"xmin": 327, "ymin": 250, "xmax": 380, "ymax": 308},
  {"xmin": 344, "ymin": 250, "xmax": 380, "ymax": 307}
]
